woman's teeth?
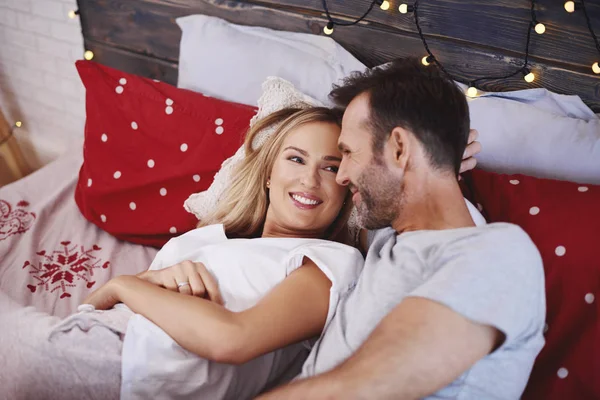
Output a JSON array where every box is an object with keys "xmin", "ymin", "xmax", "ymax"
[{"xmin": 292, "ymin": 194, "xmax": 320, "ymax": 205}]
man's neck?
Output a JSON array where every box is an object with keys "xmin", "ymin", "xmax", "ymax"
[{"xmin": 391, "ymin": 172, "xmax": 475, "ymax": 234}]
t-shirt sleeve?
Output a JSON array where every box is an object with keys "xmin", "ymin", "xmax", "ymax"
[
  {"xmin": 285, "ymin": 242, "xmax": 364, "ymax": 294},
  {"xmin": 408, "ymin": 225, "xmax": 545, "ymax": 346}
]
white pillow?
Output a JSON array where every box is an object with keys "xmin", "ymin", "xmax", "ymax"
[
  {"xmin": 176, "ymin": 15, "xmax": 366, "ymax": 106},
  {"xmin": 469, "ymin": 96, "xmax": 600, "ymax": 185}
]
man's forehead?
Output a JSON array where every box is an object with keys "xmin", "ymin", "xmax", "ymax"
[{"xmin": 340, "ymin": 94, "xmax": 371, "ymax": 145}]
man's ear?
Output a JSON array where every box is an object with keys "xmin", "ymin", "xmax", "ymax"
[{"xmin": 388, "ymin": 127, "xmax": 411, "ymax": 171}]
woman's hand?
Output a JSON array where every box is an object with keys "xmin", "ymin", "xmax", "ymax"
[
  {"xmin": 82, "ymin": 276, "xmax": 126, "ymax": 310},
  {"xmin": 460, "ymin": 129, "xmax": 482, "ymax": 174},
  {"xmin": 138, "ymin": 261, "xmax": 224, "ymax": 305}
]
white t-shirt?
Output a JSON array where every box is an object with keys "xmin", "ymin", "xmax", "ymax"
[{"xmin": 121, "ymin": 224, "xmax": 364, "ymax": 400}]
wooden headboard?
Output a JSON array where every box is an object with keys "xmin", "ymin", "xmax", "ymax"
[{"xmin": 78, "ymin": 0, "xmax": 600, "ymax": 111}]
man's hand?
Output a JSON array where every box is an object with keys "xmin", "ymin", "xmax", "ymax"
[
  {"xmin": 137, "ymin": 261, "xmax": 224, "ymax": 304},
  {"xmin": 460, "ymin": 129, "xmax": 482, "ymax": 174}
]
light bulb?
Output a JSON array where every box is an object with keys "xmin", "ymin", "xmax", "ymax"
[
  {"xmin": 524, "ymin": 72, "xmax": 535, "ymax": 83},
  {"xmin": 466, "ymin": 87, "xmax": 478, "ymax": 98},
  {"xmin": 380, "ymin": 0, "xmax": 390, "ymax": 10},
  {"xmin": 421, "ymin": 55, "xmax": 433, "ymax": 66},
  {"xmin": 84, "ymin": 50, "xmax": 94, "ymax": 60},
  {"xmin": 399, "ymin": 4, "xmax": 412, "ymax": 14},
  {"xmin": 593, "ymin": 62, "xmax": 600, "ymax": 74},
  {"xmin": 564, "ymin": 1, "xmax": 575, "ymax": 13},
  {"xmin": 323, "ymin": 22, "xmax": 334, "ymax": 35},
  {"xmin": 68, "ymin": 10, "xmax": 78, "ymax": 19},
  {"xmin": 535, "ymin": 23, "xmax": 545, "ymax": 34},
  {"xmin": 15, "ymin": 121, "xmax": 22, "ymax": 128}
]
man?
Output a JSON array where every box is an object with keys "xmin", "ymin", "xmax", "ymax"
[{"xmin": 259, "ymin": 58, "xmax": 545, "ymax": 399}]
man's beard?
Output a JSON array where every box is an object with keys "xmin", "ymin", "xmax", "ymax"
[{"xmin": 353, "ymin": 161, "xmax": 404, "ymax": 230}]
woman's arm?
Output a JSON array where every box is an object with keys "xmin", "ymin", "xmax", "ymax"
[{"xmin": 87, "ymin": 258, "xmax": 331, "ymax": 364}]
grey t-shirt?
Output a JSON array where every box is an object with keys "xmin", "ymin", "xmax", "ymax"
[{"xmin": 299, "ymin": 223, "xmax": 546, "ymax": 399}]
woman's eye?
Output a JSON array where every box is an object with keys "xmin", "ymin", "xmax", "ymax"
[
  {"xmin": 289, "ymin": 156, "xmax": 304, "ymax": 164},
  {"xmin": 325, "ymin": 166, "xmax": 339, "ymax": 173}
]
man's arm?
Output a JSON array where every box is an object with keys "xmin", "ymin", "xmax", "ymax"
[{"xmin": 259, "ymin": 296, "xmax": 502, "ymax": 400}]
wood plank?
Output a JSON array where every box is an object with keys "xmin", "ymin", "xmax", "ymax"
[
  {"xmin": 84, "ymin": 39, "xmax": 178, "ymax": 84},
  {"xmin": 247, "ymin": 0, "xmax": 600, "ymax": 70},
  {"xmin": 79, "ymin": 0, "xmax": 600, "ymax": 111}
]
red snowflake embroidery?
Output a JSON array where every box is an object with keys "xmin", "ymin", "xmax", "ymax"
[
  {"xmin": 0, "ymin": 199, "xmax": 36, "ymax": 241},
  {"xmin": 23, "ymin": 241, "xmax": 110, "ymax": 299}
]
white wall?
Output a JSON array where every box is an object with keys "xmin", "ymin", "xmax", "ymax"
[{"xmin": 0, "ymin": 0, "xmax": 86, "ymax": 169}]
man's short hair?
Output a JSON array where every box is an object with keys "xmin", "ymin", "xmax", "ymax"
[{"xmin": 330, "ymin": 58, "xmax": 470, "ymax": 175}]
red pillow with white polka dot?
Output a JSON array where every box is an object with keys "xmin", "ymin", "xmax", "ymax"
[
  {"xmin": 465, "ymin": 169, "xmax": 599, "ymax": 399},
  {"xmin": 75, "ymin": 61, "xmax": 257, "ymax": 247}
]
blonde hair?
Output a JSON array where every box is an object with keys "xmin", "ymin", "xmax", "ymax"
[{"xmin": 199, "ymin": 107, "xmax": 353, "ymax": 239}]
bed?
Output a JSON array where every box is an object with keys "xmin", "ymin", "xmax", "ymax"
[{"xmin": 0, "ymin": 0, "xmax": 599, "ymax": 398}]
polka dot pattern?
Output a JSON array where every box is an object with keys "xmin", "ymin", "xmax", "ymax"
[
  {"xmin": 555, "ymin": 246, "xmax": 566, "ymax": 257},
  {"xmin": 557, "ymin": 368, "xmax": 568, "ymax": 379},
  {"xmin": 578, "ymin": 186, "xmax": 589, "ymax": 192},
  {"xmin": 585, "ymin": 293, "xmax": 595, "ymax": 304},
  {"xmin": 529, "ymin": 206, "xmax": 540, "ymax": 215},
  {"xmin": 510, "ymin": 179, "xmax": 520, "ymax": 185},
  {"xmin": 77, "ymin": 62, "xmax": 266, "ymax": 248},
  {"xmin": 215, "ymin": 126, "xmax": 224, "ymax": 135}
]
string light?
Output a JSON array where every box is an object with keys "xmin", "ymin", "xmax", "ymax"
[
  {"xmin": 68, "ymin": 9, "xmax": 79, "ymax": 19},
  {"xmin": 321, "ymin": 1, "xmax": 383, "ymax": 38},
  {"xmin": 593, "ymin": 62, "xmax": 600, "ymax": 74},
  {"xmin": 379, "ymin": 0, "xmax": 391, "ymax": 11},
  {"xmin": 534, "ymin": 21, "xmax": 546, "ymax": 34},
  {"xmin": 15, "ymin": 121, "xmax": 22, "ymax": 128},
  {"xmin": 564, "ymin": 1, "xmax": 577, "ymax": 13},
  {"xmin": 421, "ymin": 55, "xmax": 434, "ymax": 66},
  {"xmin": 523, "ymin": 68, "xmax": 536, "ymax": 82},
  {"xmin": 399, "ymin": 4, "xmax": 414, "ymax": 14},
  {"xmin": 466, "ymin": 86, "xmax": 478, "ymax": 98},
  {"xmin": 84, "ymin": 50, "xmax": 94, "ymax": 60}
]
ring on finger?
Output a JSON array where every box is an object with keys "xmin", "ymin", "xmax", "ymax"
[{"xmin": 177, "ymin": 281, "xmax": 190, "ymax": 289}]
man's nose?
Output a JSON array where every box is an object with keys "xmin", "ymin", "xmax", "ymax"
[{"xmin": 336, "ymin": 160, "xmax": 350, "ymax": 186}]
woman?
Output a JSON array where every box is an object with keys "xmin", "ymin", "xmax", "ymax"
[{"xmin": 0, "ymin": 107, "xmax": 364, "ymax": 400}]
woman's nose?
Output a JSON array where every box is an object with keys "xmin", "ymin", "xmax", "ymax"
[{"xmin": 300, "ymin": 167, "xmax": 320, "ymax": 189}]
